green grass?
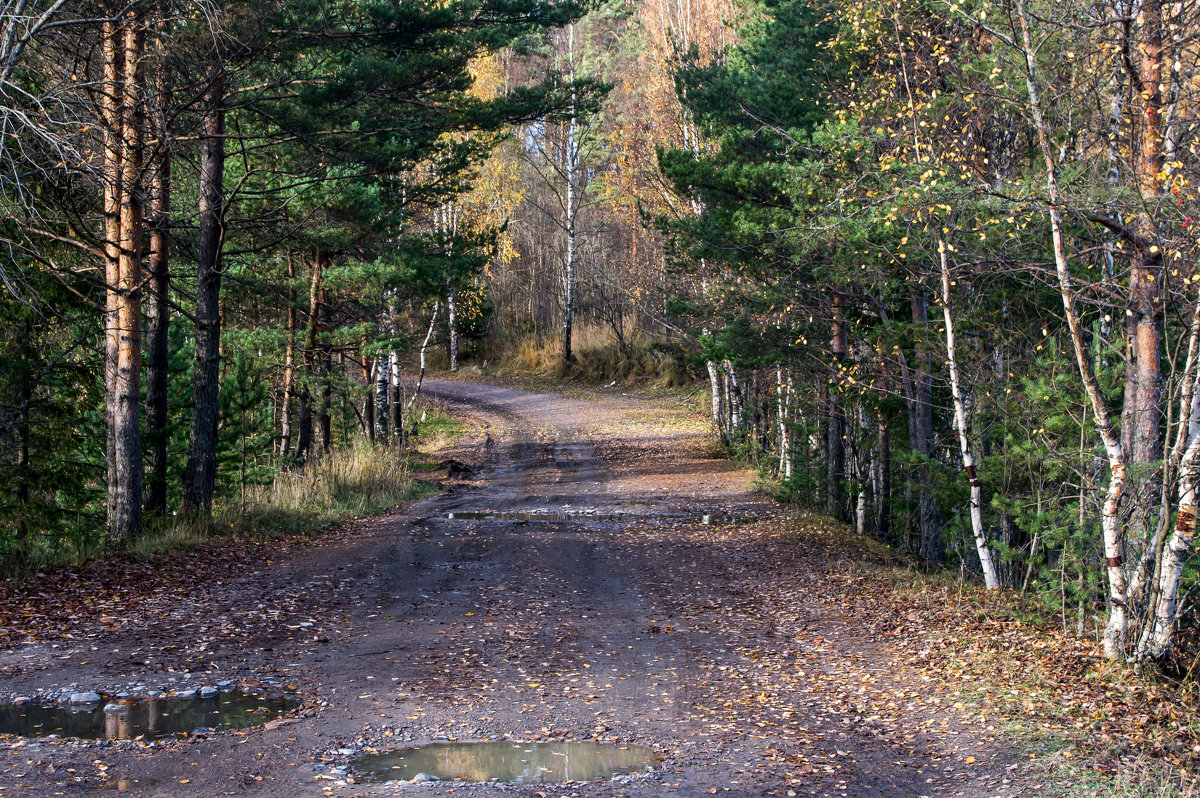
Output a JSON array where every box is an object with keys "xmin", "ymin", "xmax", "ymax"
[{"xmin": 415, "ymin": 406, "xmax": 467, "ymax": 445}]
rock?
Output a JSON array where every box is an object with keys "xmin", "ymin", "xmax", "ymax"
[
  {"xmin": 199, "ymin": 686, "xmax": 219, "ymax": 699},
  {"xmin": 12, "ymin": 697, "xmax": 30, "ymax": 707},
  {"xmin": 171, "ymin": 688, "xmax": 198, "ymax": 699},
  {"xmin": 217, "ymin": 680, "xmax": 236, "ymax": 690},
  {"xmin": 336, "ymin": 748, "xmax": 357, "ymax": 756},
  {"xmin": 67, "ymin": 692, "xmax": 102, "ymax": 705},
  {"xmin": 411, "ymin": 773, "xmax": 440, "ymax": 784},
  {"xmin": 190, "ymin": 727, "xmax": 212, "ymax": 736},
  {"xmin": 102, "ymin": 703, "xmax": 129, "ymax": 714}
]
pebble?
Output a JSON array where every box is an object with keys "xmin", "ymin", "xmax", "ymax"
[
  {"xmin": 171, "ymin": 688, "xmax": 198, "ymax": 699},
  {"xmin": 12, "ymin": 697, "xmax": 30, "ymax": 707},
  {"xmin": 68, "ymin": 692, "xmax": 102, "ymax": 705},
  {"xmin": 217, "ymin": 680, "xmax": 236, "ymax": 689},
  {"xmin": 102, "ymin": 703, "xmax": 128, "ymax": 714},
  {"xmin": 199, "ymin": 686, "xmax": 219, "ymax": 699},
  {"xmin": 411, "ymin": 773, "xmax": 440, "ymax": 783}
]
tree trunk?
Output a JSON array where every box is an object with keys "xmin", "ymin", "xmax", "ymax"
[
  {"xmin": 448, "ymin": 288, "xmax": 459, "ymax": 372},
  {"xmin": 707, "ymin": 359, "xmax": 726, "ymax": 444},
  {"xmin": 143, "ymin": 20, "xmax": 170, "ymax": 518},
  {"xmin": 319, "ymin": 344, "xmax": 332, "ymax": 453},
  {"xmin": 910, "ymin": 289, "xmax": 944, "ymax": 564},
  {"xmin": 939, "ymin": 240, "xmax": 1000, "ymax": 589},
  {"xmin": 182, "ymin": 60, "xmax": 226, "ymax": 515},
  {"xmin": 295, "ymin": 388, "xmax": 313, "ymax": 468},
  {"xmin": 776, "ymin": 365, "xmax": 792, "ymax": 478},
  {"xmin": 105, "ymin": 14, "xmax": 147, "ymax": 542},
  {"xmin": 101, "ymin": 18, "xmax": 122, "ymax": 538},
  {"xmin": 827, "ymin": 293, "xmax": 847, "ymax": 521},
  {"xmin": 1121, "ymin": 0, "xmax": 1167, "ymax": 555},
  {"xmin": 294, "ymin": 251, "xmax": 326, "ymax": 465},
  {"xmin": 724, "ymin": 360, "xmax": 742, "ymax": 436},
  {"xmin": 408, "ymin": 301, "xmax": 441, "ymax": 409},
  {"xmin": 561, "ymin": 22, "xmax": 579, "ymax": 367},
  {"xmin": 876, "ymin": 410, "xmax": 891, "ymax": 540},
  {"xmin": 1014, "ymin": 0, "xmax": 1129, "ymax": 657},
  {"xmin": 375, "ymin": 351, "xmax": 390, "ymax": 442},
  {"xmin": 278, "ymin": 252, "xmax": 297, "ymax": 457},
  {"xmin": 361, "ymin": 338, "xmax": 375, "ymax": 442}
]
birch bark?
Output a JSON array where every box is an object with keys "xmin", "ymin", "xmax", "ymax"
[{"xmin": 939, "ymin": 240, "xmax": 1000, "ymax": 589}]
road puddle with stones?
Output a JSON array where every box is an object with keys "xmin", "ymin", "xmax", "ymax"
[
  {"xmin": 0, "ymin": 692, "xmax": 297, "ymax": 740},
  {"xmin": 352, "ymin": 741, "xmax": 657, "ymax": 784}
]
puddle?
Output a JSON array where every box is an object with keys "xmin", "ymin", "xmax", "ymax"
[
  {"xmin": 445, "ymin": 511, "xmax": 748, "ymax": 525},
  {"xmin": 352, "ymin": 741, "xmax": 656, "ymax": 784},
  {"xmin": 0, "ymin": 692, "xmax": 298, "ymax": 740}
]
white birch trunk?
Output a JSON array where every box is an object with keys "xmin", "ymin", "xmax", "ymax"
[
  {"xmin": 1014, "ymin": 0, "xmax": 1129, "ymax": 657},
  {"xmin": 408, "ymin": 301, "xmax": 441, "ymax": 410},
  {"xmin": 707, "ymin": 359, "xmax": 724, "ymax": 440},
  {"xmin": 939, "ymin": 240, "xmax": 1000, "ymax": 590},
  {"xmin": 562, "ymin": 22, "xmax": 579, "ymax": 366},
  {"xmin": 448, "ymin": 288, "xmax": 459, "ymax": 373},
  {"xmin": 776, "ymin": 365, "xmax": 792, "ymax": 478}
]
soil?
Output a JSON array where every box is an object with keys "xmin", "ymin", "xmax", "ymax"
[{"xmin": 0, "ymin": 380, "xmax": 1028, "ymax": 797}]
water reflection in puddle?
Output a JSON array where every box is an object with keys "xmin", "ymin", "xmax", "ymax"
[
  {"xmin": 0, "ymin": 692, "xmax": 297, "ymax": 740},
  {"xmin": 445, "ymin": 511, "xmax": 748, "ymax": 525},
  {"xmin": 352, "ymin": 741, "xmax": 656, "ymax": 784}
]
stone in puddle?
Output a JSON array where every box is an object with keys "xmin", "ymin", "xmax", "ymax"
[
  {"xmin": 199, "ymin": 686, "xmax": 219, "ymax": 699},
  {"xmin": 103, "ymin": 703, "xmax": 129, "ymax": 714},
  {"xmin": 68, "ymin": 692, "xmax": 102, "ymax": 705}
]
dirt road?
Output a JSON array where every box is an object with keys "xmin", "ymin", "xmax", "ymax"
[{"xmin": 0, "ymin": 380, "xmax": 1020, "ymax": 797}]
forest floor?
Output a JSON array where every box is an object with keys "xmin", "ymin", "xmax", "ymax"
[{"xmin": 0, "ymin": 379, "xmax": 1193, "ymax": 797}]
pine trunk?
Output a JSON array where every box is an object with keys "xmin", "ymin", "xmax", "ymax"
[
  {"xmin": 182, "ymin": 61, "xmax": 226, "ymax": 515},
  {"xmin": 110, "ymin": 17, "xmax": 147, "ymax": 541},
  {"xmin": 144, "ymin": 23, "xmax": 171, "ymax": 518}
]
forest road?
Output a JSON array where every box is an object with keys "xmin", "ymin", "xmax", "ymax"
[{"xmin": 0, "ymin": 380, "xmax": 1021, "ymax": 798}]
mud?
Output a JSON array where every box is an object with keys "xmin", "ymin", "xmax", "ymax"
[{"xmin": 0, "ymin": 380, "xmax": 1022, "ymax": 797}]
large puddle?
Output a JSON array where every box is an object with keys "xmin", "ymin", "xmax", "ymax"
[
  {"xmin": 445, "ymin": 511, "xmax": 747, "ymax": 525},
  {"xmin": 0, "ymin": 692, "xmax": 298, "ymax": 740},
  {"xmin": 352, "ymin": 741, "xmax": 656, "ymax": 784}
]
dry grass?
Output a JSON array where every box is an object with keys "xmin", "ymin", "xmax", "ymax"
[
  {"xmin": 489, "ymin": 324, "xmax": 691, "ymax": 389},
  {"xmin": 130, "ymin": 443, "xmax": 430, "ymax": 558}
]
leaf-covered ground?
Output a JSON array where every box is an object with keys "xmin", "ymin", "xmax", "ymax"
[{"xmin": 0, "ymin": 380, "xmax": 1193, "ymax": 797}]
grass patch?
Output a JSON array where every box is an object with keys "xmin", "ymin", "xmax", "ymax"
[
  {"xmin": 413, "ymin": 406, "xmax": 467, "ymax": 449},
  {"xmin": 128, "ymin": 442, "xmax": 435, "ymax": 559}
]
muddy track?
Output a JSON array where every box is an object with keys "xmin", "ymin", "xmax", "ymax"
[{"xmin": 0, "ymin": 380, "xmax": 1021, "ymax": 797}]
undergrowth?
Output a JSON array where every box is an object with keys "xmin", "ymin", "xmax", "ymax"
[
  {"xmin": 129, "ymin": 442, "xmax": 434, "ymax": 559},
  {"xmin": 485, "ymin": 324, "xmax": 693, "ymax": 391},
  {"xmin": 2, "ymin": 408, "xmax": 464, "ymax": 573}
]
